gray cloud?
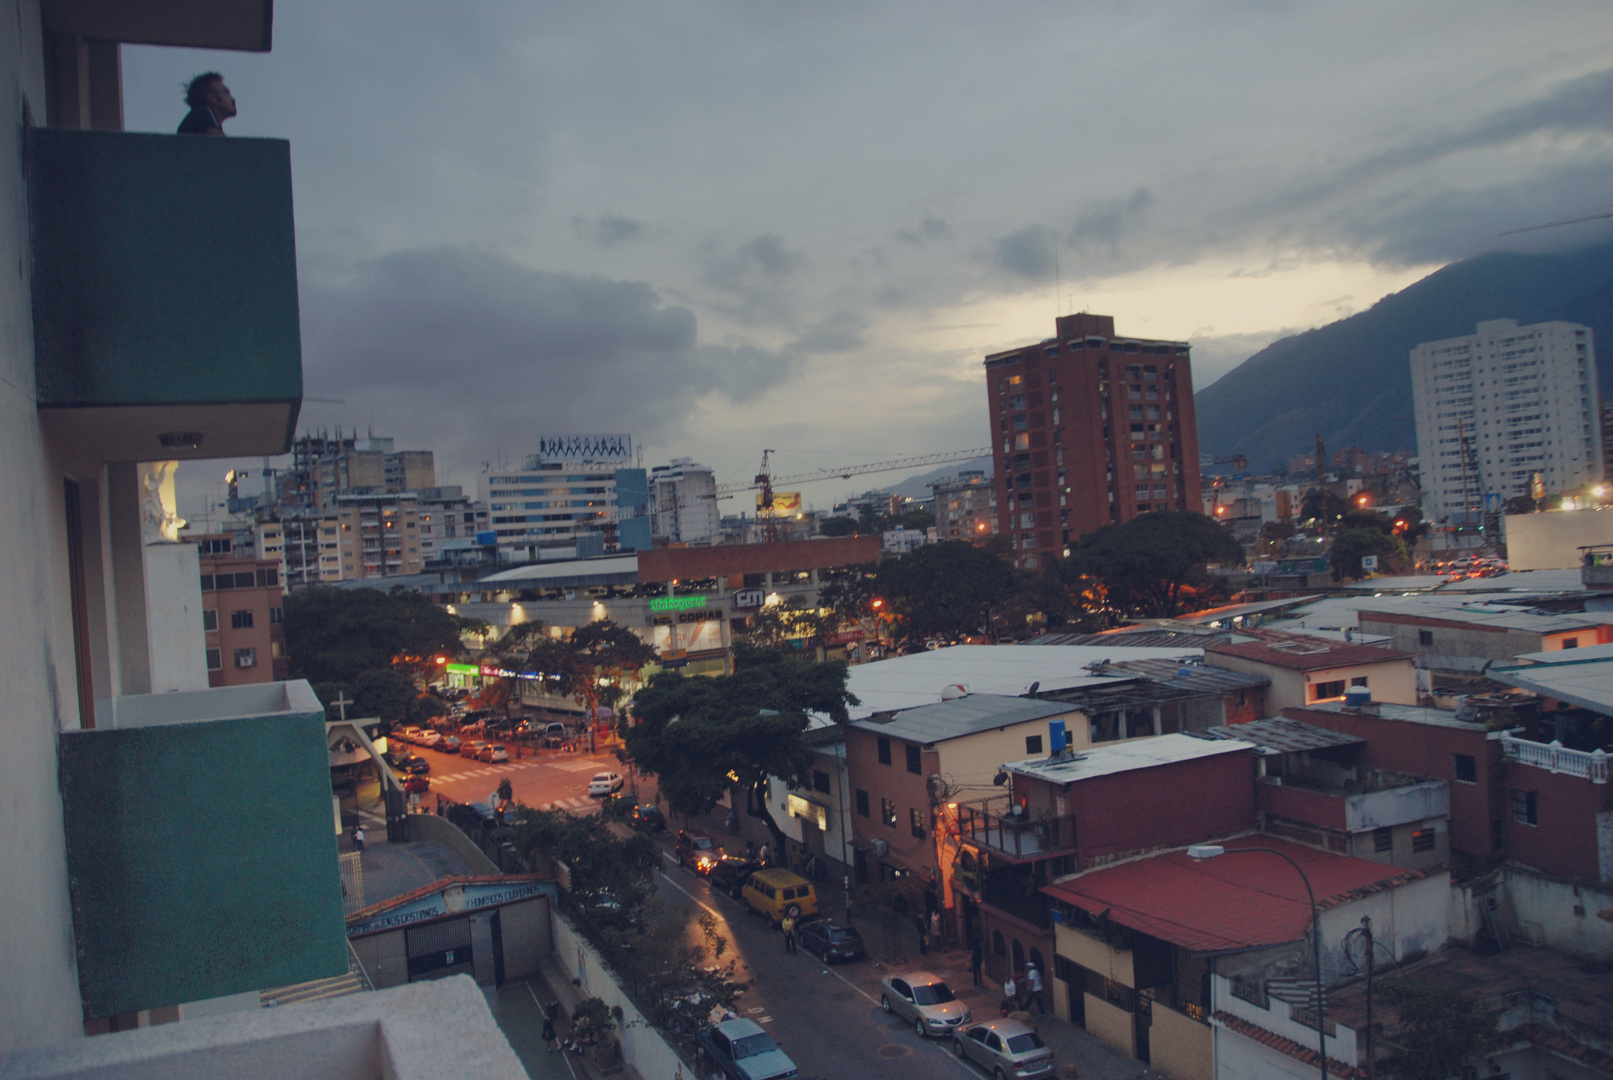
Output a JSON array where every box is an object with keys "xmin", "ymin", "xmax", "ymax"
[
  {"xmin": 571, "ymin": 212, "xmax": 647, "ymax": 247},
  {"xmin": 992, "ymin": 225, "xmax": 1059, "ymax": 280},
  {"xmin": 701, "ymin": 234, "xmax": 808, "ymax": 323},
  {"xmin": 791, "ymin": 310, "xmax": 867, "ymax": 353},
  {"xmin": 300, "ymin": 247, "xmax": 795, "ymax": 469},
  {"xmin": 896, "ymin": 214, "xmax": 951, "ymax": 245},
  {"xmin": 1068, "ymin": 188, "xmax": 1153, "ymax": 256}
]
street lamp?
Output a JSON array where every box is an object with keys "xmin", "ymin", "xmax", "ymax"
[{"xmin": 1188, "ymin": 844, "xmax": 1327, "ymax": 1080}]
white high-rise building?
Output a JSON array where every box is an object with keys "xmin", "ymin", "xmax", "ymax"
[
  {"xmin": 1411, "ymin": 319, "xmax": 1601, "ymax": 524},
  {"xmin": 649, "ymin": 458, "xmax": 720, "ymax": 544}
]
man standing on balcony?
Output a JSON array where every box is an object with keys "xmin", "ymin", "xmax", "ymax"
[{"xmin": 178, "ymin": 72, "xmax": 237, "ymax": 135}]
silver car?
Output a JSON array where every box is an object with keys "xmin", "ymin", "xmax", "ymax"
[
  {"xmin": 880, "ymin": 971, "xmax": 970, "ymax": 1038},
  {"xmin": 953, "ymin": 1018, "xmax": 1055, "ymax": 1079}
]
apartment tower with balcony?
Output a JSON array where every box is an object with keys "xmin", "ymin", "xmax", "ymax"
[{"xmin": 984, "ymin": 313, "xmax": 1203, "ymax": 570}]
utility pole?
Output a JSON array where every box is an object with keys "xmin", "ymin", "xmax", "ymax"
[{"xmin": 1361, "ymin": 915, "xmax": 1375, "ymax": 1080}]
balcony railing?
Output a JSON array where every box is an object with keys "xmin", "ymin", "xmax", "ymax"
[
  {"xmin": 958, "ymin": 800, "xmax": 1078, "ymax": 860},
  {"xmin": 1501, "ymin": 735, "xmax": 1609, "ymax": 783}
]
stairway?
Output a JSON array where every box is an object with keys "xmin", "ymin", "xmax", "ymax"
[{"xmin": 260, "ymin": 947, "xmax": 372, "ymax": 1008}]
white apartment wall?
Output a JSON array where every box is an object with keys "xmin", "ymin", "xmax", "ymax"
[
  {"xmin": 0, "ymin": 0, "xmax": 99, "ymax": 1051},
  {"xmin": 1503, "ymin": 508, "xmax": 1613, "ymax": 570},
  {"xmin": 143, "ymin": 544, "xmax": 209, "ymax": 693}
]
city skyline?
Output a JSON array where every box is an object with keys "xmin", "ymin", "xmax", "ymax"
[{"xmin": 118, "ymin": 3, "xmax": 1613, "ymax": 509}]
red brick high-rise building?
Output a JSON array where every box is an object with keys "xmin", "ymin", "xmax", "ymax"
[{"xmin": 984, "ymin": 313, "xmax": 1203, "ymax": 570}]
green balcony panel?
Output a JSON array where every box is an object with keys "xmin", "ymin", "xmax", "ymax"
[
  {"xmin": 59, "ymin": 682, "xmax": 346, "ymax": 1019},
  {"xmin": 31, "ymin": 128, "xmax": 302, "ymax": 461}
]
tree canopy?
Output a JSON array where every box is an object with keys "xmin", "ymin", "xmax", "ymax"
[
  {"xmin": 1379, "ymin": 979, "xmax": 1502, "ymax": 1080},
  {"xmin": 1060, "ymin": 511, "xmax": 1244, "ymax": 617},
  {"xmin": 872, "ymin": 540, "xmax": 1020, "ymax": 641},
  {"xmin": 625, "ymin": 643, "xmax": 857, "ymax": 852},
  {"xmin": 1329, "ymin": 527, "xmax": 1408, "ymax": 581},
  {"xmin": 527, "ymin": 619, "xmax": 658, "ymax": 719},
  {"xmin": 285, "ymin": 586, "xmax": 467, "ymax": 685}
]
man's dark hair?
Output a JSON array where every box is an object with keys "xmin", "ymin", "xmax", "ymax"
[{"xmin": 185, "ymin": 72, "xmax": 223, "ymax": 108}]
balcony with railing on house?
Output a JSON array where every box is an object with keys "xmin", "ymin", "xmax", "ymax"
[
  {"xmin": 1257, "ymin": 764, "xmax": 1450, "ymax": 832},
  {"xmin": 30, "ymin": 127, "xmax": 302, "ymax": 464},
  {"xmin": 957, "ymin": 796, "xmax": 1078, "ymax": 861},
  {"xmin": 1501, "ymin": 734, "xmax": 1609, "ymax": 783}
]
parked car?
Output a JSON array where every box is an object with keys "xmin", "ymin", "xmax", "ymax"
[
  {"xmin": 675, "ymin": 829, "xmax": 720, "ymax": 872},
  {"xmin": 952, "ymin": 1018, "xmax": 1055, "ymax": 1078},
  {"xmin": 741, "ymin": 868, "xmax": 817, "ymax": 926},
  {"xmin": 439, "ymin": 735, "xmax": 462, "ymax": 754},
  {"xmin": 798, "ymin": 921, "xmax": 863, "ymax": 963},
  {"xmin": 880, "ymin": 972, "xmax": 969, "ymax": 1038},
  {"xmin": 462, "ymin": 740, "xmax": 488, "ymax": 758},
  {"xmin": 587, "ymin": 771, "xmax": 625, "ymax": 796},
  {"xmin": 478, "ymin": 743, "xmax": 509, "ymax": 763},
  {"xmin": 628, "ymin": 805, "xmax": 665, "ymax": 832},
  {"xmin": 395, "ymin": 754, "xmax": 430, "ymax": 776},
  {"xmin": 415, "ymin": 730, "xmax": 442, "ymax": 749},
  {"xmin": 402, "ymin": 774, "xmax": 431, "ymax": 795},
  {"xmin": 698, "ymin": 1017, "xmax": 798, "ymax": 1080},
  {"xmin": 399, "ymin": 726, "xmax": 424, "ymax": 743},
  {"xmin": 708, "ymin": 855, "xmax": 762, "ymax": 898}
]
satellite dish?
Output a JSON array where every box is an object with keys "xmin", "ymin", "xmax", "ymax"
[
  {"xmin": 1026, "ymin": 681, "xmax": 1040, "ymax": 698},
  {"xmin": 941, "ymin": 684, "xmax": 968, "ymax": 701}
]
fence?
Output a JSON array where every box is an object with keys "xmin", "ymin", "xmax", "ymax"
[{"xmin": 1500, "ymin": 735, "xmax": 1609, "ymax": 783}]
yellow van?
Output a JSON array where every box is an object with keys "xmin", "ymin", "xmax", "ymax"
[{"xmin": 741, "ymin": 868, "xmax": 818, "ymax": 926}]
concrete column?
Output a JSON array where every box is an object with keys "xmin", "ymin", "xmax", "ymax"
[{"xmin": 105, "ymin": 462, "xmax": 151, "ymax": 697}]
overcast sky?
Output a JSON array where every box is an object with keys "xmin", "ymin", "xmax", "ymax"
[{"xmin": 124, "ymin": 1, "xmax": 1613, "ymax": 518}]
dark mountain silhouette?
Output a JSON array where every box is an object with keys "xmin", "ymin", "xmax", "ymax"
[{"xmin": 1194, "ymin": 241, "xmax": 1613, "ymax": 472}]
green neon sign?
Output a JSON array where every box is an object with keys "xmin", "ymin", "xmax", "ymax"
[
  {"xmin": 649, "ymin": 595, "xmax": 709, "ymax": 613},
  {"xmin": 444, "ymin": 663, "xmax": 479, "ymax": 674}
]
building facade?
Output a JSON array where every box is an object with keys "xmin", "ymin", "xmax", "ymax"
[
  {"xmin": 479, "ymin": 442, "xmax": 651, "ymax": 563},
  {"xmin": 930, "ymin": 470, "xmax": 997, "ymax": 541},
  {"xmin": 199, "ymin": 548, "xmax": 288, "ymax": 686},
  {"xmin": 649, "ymin": 457, "xmax": 720, "ymax": 544},
  {"xmin": 1412, "ymin": 318, "xmax": 1601, "ymax": 525},
  {"xmin": 984, "ymin": 313, "xmax": 1203, "ymax": 570}
]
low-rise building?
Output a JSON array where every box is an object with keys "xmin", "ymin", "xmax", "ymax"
[
  {"xmin": 1045, "ymin": 835, "xmax": 1448, "ymax": 1079},
  {"xmin": 1200, "ymin": 717, "xmax": 1451, "ymax": 871},
  {"xmin": 1357, "ymin": 600, "xmax": 1613, "ymax": 674},
  {"xmin": 1203, "ymin": 630, "xmax": 1416, "ymax": 712},
  {"xmin": 956, "ymin": 734, "xmax": 1257, "ymax": 995},
  {"xmin": 199, "ymin": 545, "xmax": 288, "ymax": 686}
]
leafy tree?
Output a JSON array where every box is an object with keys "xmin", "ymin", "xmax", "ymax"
[
  {"xmin": 284, "ymin": 586, "xmax": 467, "ymax": 685},
  {"xmin": 1300, "ymin": 487, "xmax": 1350, "ymax": 528},
  {"xmin": 481, "ymin": 620, "xmax": 549, "ymax": 719},
  {"xmin": 1379, "ymin": 979, "xmax": 1502, "ymax": 1080},
  {"xmin": 741, "ymin": 595, "xmax": 830, "ymax": 654},
  {"xmin": 405, "ymin": 693, "xmax": 448, "ymax": 726},
  {"xmin": 1340, "ymin": 508, "xmax": 1394, "ymax": 533},
  {"xmin": 1257, "ymin": 520, "xmax": 1296, "ymax": 557},
  {"xmin": 1329, "ymin": 527, "xmax": 1407, "ymax": 582},
  {"xmin": 1061, "ymin": 511, "xmax": 1244, "ymax": 617},
  {"xmin": 509, "ymin": 807, "xmax": 662, "ymax": 919},
  {"xmin": 626, "ymin": 643, "xmax": 857, "ymax": 854},
  {"xmin": 818, "ymin": 515, "xmax": 862, "ymax": 537},
  {"xmin": 350, "ymin": 668, "xmax": 417, "ymax": 724},
  {"xmin": 873, "ymin": 540, "xmax": 1020, "ymax": 642},
  {"xmin": 528, "ymin": 620, "xmax": 658, "ymax": 725}
]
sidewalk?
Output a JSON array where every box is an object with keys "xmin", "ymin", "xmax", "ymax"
[{"xmin": 486, "ymin": 959, "xmax": 660, "ymax": 1080}]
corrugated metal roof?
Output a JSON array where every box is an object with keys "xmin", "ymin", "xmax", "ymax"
[
  {"xmin": 1042, "ymin": 835, "xmax": 1431, "ymax": 953},
  {"xmin": 851, "ymin": 694, "xmax": 1085, "ymax": 744},
  {"xmin": 1099, "ymin": 658, "xmax": 1270, "ymax": 692},
  {"xmin": 1205, "ymin": 631, "xmax": 1412, "ymax": 671},
  {"xmin": 840, "ymin": 644, "xmax": 1202, "ymax": 719},
  {"xmin": 1489, "ymin": 656, "xmax": 1613, "ymax": 717},
  {"xmin": 1172, "ymin": 595, "xmax": 1325, "ymax": 625},
  {"xmin": 479, "ymin": 555, "xmax": 641, "ymax": 585},
  {"xmin": 1006, "ymin": 732, "xmax": 1250, "ymax": 784},
  {"xmin": 1030, "ymin": 630, "xmax": 1235, "ymax": 649},
  {"xmin": 1199, "ymin": 717, "xmax": 1364, "ymax": 754}
]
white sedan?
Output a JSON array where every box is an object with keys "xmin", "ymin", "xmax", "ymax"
[{"xmin": 587, "ymin": 772, "xmax": 625, "ymax": 797}]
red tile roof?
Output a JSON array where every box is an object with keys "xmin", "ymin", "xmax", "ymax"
[
  {"xmin": 1514, "ymin": 1023, "xmax": 1613, "ymax": 1074},
  {"xmin": 1042, "ymin": 835, "xmax": 1431, "ymax": 952},
  {"xmin": 1205, "ymin": 631, "xmax": 1411, "ymax": 672},
  {"xmin": 1213, "ymin": 1012, "xmax": 1367, "ymax": 1079},
  {"xmin": 345, "ymin": 874, "xmax": 545, "ymax": 924}
]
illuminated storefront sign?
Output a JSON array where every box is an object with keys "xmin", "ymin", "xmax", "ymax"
[{"xmin": 648, "ymin": 595, "xmax": 708, "ymax": 613}]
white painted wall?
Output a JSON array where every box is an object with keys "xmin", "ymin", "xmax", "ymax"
[
  {"xmin": 0, "ymin": 0, "xmax": 101, "ymax": 1053},
  {"xmin": 143, "ymin": 543, "xmax": 209, "ymax": 694}
]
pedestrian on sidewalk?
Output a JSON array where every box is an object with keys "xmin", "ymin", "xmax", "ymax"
[
  {"xmin": 969, "ymin": 939, "xmax": 984, "ymax": 986},
  {"xmin": 353, "ymin": 825, "xmax": 365, "ymax": 855},
  {"xmin": 1001, "ymin": 973, "xmax": 1017, "ymax": 1017},
  {"xmin": 781, "ymin": 913, "xmax": 797, "ymax": 954},
  {"xmin": 1025, "ymin": 961, "xmax": 1046, "ymax": 1014},
  {"xmin": 929, "ymin": 910, "xmax": 943, "ymax": 949},
  {"xmin": 917, "ymin": 916, "xmax": 929, "ymax": 955}
]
